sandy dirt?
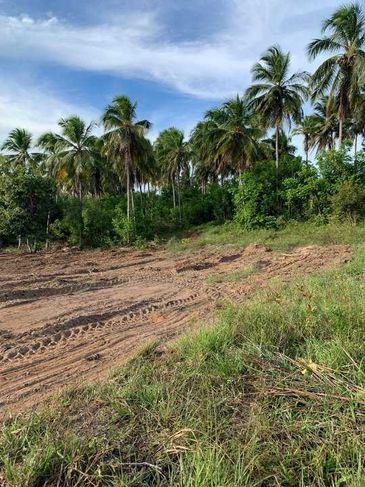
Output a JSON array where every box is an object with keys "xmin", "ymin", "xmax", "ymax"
[{"xmin": 0, "ymin": 243, "xmax": 352, "ymax": 417}]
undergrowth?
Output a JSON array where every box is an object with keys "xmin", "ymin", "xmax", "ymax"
[
  {"xmin": 167, "ymin": 220, "xmax": 365, "ymax": 252},
  {"xmin": 1, "ymin": 247, "xmax": 365, "ymax": 486}
]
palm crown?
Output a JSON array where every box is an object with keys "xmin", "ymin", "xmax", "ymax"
[
  {"xmin": 1, "ymin": 128, "xmax": 34, "ymax": 168},
  {"xmin": 307, "ymin": 2, "xmax": 365, "ymax": 143},
  {"xmin": 245, "ymin": 45, "xmax": 309, "ymax": 169}
]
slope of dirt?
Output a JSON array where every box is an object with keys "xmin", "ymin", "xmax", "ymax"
[{"xmin": 0, "ymin": 244, "xmax": 352, "ymax": 417}]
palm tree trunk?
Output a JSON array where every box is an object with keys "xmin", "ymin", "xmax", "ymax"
[
  {"xmin": 338, "ymin": 118, "xmax": 343, "ymax": 147},
  {"xmin": 275, "ymin": 126, "xmax": 280, "ymax": 172},
  {"xmin": 354, "ymin": 133, "xmax": 358, "ymax": 164},
  {"xmin": 125, "ymin": 150, "xmax": 130, "ymax": 220},
  {"xmin": 172, "ymin": 178, "xmax": 176, "ymax": 209},
  {"xmin": 139, "ymin": 183, "xmax": 144, "ymax": 215},
  {"xmin": 78, "ymin": 180, "xmax": 83, "ymax": 249},
  {"xmin": 45, "ymin": 211, "xmax": 50, "ymax": 250},
  {"xmin": 131, "ymin": 189, "xmax": 135, "ymax": 216},
  {"xmin": 305, "ymin": 136, "xmax": 309, "ymax": 165},
  {"xmin": 177, "ymin": 172, "xmax": 182, "ymax": 223}
]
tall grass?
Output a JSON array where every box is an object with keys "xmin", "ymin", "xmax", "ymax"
[{"xmin": 1, "ymin": 247, "xmax": 365, "ymax": 486}]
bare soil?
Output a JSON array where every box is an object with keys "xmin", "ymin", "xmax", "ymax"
[{"xmin": 0, "ymin": 244, "xmax": 352, "ymax": 417}]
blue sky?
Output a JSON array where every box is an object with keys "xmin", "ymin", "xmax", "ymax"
[{"xmin": 0, "ymin": 0, "xmax": 343, "ymax": 145}]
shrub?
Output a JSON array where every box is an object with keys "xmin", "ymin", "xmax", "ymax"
[
  {"xmin": 113, "ymin": 204, "xmax": 135, "ymax": 244},
  {"xmin": 82, "ymin": 195, "xmax": 121, "ymax": 247},
  {"xmin": 0, "ymin": 171, "xmax": 58, "ymax": 246},
  {"xmin": 331, "ymin": 179, "xmax": 365, "ymax": 223}
]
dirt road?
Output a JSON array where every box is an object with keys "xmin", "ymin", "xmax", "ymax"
[{"xmin": 0, "ymin": 243, "xmax": 352, "ymax": 416}]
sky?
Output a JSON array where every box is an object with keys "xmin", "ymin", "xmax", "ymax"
[{"xmin": 0, "ymin": 0, "xmax": 344, "ymax": 146}]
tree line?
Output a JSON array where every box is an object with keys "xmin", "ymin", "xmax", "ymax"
[{"xmin": 0, "ymin": 3, "xmax": 365, "ymax": 248}]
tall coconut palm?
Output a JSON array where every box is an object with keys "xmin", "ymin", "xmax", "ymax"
[
  {"xmin": 51, "ymin": 116, "xmax": 96, "ymax": 199},
  {"xmin": 154, "ymin": 127, "xmax": 189, "ymax": 217},
  {"xmin": 102, "ymin": 96, "xmax": 151, "ymax": 220},
  {"xmin": 307, "ymin": 3, "xmax": 365, "ymax": 145},
  {"xmin": 195, "ymin": 108, "xmax": 229, "ymax": 178},
  {"xmin": 292, "ymin": 116, "xmax": 318, "ymax": 163},
  {"xmin": 190, "ymin": 120, "xmax": 220, "ymax": 192},
  {"xmin": 245, "ymin": 45, "xmax": 309, "ymax": 171},
  {"xmin": 213, "ymin": 96, "xmax": 262, "ymax": 177},
  {"xmin": 37, "ymin": 132, "xmax": 61, "ymax": 177},
  {"xmin": 38, "ymin": 116, "xmax": 96, "ymax": 247},
  {"xmin": 1, "ymin": 128, "xmax": 34, "ymax": 168}
]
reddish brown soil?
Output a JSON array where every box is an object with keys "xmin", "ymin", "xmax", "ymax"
[{"xmin": 0, "ymin": 244, "xmax": 352, "ymax": 417}]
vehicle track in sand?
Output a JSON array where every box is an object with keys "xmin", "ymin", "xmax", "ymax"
[{"xmin": 0, "ymin": 243, "xmax": 352, "ymax": 416}]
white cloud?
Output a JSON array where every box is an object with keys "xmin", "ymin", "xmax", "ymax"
[
  {"xmin": 0, "ymin": 77, "xmax": 99, "ymax": 143},
  {"xmin": 0, "ymin": 0, "xmax": 339, "ymax": 99}
]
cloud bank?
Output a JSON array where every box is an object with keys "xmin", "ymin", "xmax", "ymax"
[
  {"xmin": 0, "ymin": 0, "xmax": 335, "ymax": 99},
  {"xmin": 0, "ymin": 0, "xmax": 339, "ymax": 145}
]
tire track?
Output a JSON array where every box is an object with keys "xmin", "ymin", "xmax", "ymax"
[{"xmin": 0, "ymin": 244, "xmax": 351, "ymax": 416}]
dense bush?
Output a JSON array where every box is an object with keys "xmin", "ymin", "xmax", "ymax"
[
  {"xmin": 0, "ymin": 170, "xmax": 58, "ymax": 247},
  {"xmin": 234, "ymin": 148, "xmax": 365, "ymax": 230},
  {"xmin": 331, "ymin": 179, "xmax": 365, "ymax": 223}
]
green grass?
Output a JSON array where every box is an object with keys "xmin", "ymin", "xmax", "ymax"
[
  {"xmin": 166, "ymin": 220, "xmax": 365, "ymax": 252},
  {"xmin": 1, "ymin": 238, "xmax": 365, "ymax": 486}
]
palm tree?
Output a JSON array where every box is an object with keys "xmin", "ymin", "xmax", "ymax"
[
  {"xmin": 192, "ymin": 108, "xmax": 229, "ymax": 179},
  {"xmin": 213, "ymin": 96, "xmax": 262, "ymax": 177},
  {"xmin": 190, "ymin": 120, "xmax": 220, "ymax": 192},
  {"xmin": 37, "ymin": 116, "xmax": 96, "ymax": 247},
  {"xmin": 1, "ymin": 128, "xmax": 34, "ymax": 168},
  {"xmin": 51, "ymin": 116, "xmax": 96, "ymax": 199},
  {"xmin": 292, "ymin": 116, "xmax": 318, "ymax": 163},
  {"xmin": 37, "ymin": 132, "xmax": 61, "ymax": 177},
  {"xmin": 307, "ymin": 3, "xmax": 365, "ymax": 145},
  {"xmin": 261, "ymin": 131, "xmax": 297, "ymax": 161},
  {"xmin": 154, "ymin": 128, "xmax": 189, "ymax": 217},
  {"xmin": 190, "ymin": 98, "xmax": 261, "ymax": 186},
  {"xmin": 245, "ymin": 45, "xmax": 309, "ymax": 171},
  {"xmin": 311, "ymin": 96, "xmax": 338, "ymax": 152},
  {"xmin": 102, "ymin": 96, "xmax": 151, "ymax": 220}
]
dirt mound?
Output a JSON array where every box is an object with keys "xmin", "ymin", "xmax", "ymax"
[{"xmin": 0, "ymin": 244, "xmax": 351, "ymax": 416}]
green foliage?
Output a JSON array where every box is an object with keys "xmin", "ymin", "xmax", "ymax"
[
  {"xmin": 82, "ymin": 195, "xmax": 120, "ymax": 247},
  {"xmin": 317, "ymin": 146, "xmax": 356, "ymax": 185},
  {"xmin": 234, "ymin": 161, "xmax": 277, "ymax": 229},
  {"xmin": 50, "ymin": 197, "xmax": 83, "ymax": 246},
  {"xmin": 113, "ymin": 202, "xmax": 135, "ymax": 244},
  {"xmin": 282, "ymin": 165, "xmax": 328, "ymax": 220},
  {"xmin": 0, "ymin": 169, "xmax": 58, "ymax": 247},
  {"xmin": 233, "ymin": 148, "xmax": 365, "ymax": 230},
  {"xmin": 233, "ymin": 156, "xmax": 303, "ymax": 229},
  {"xmin": 331, "ymin": 180, "xmax": 365, "ymax": 223}
]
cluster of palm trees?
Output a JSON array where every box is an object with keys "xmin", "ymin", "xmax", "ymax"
[{"xmin": 1, "ymin": 3, "xmax": 365, "ymax": 220}]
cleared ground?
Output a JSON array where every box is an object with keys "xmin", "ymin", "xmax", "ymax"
[{"xmin": 0, "ymin": 244, "xmax": 352, "ymax": 416}]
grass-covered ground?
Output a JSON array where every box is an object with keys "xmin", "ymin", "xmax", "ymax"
[
  {"xmin": 167, "ymin": 221, "xmax": 365, "ymax": 252},
  {"xmin": 1, "ymin": 223, "xmax": 365, "ymax": 486}
]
